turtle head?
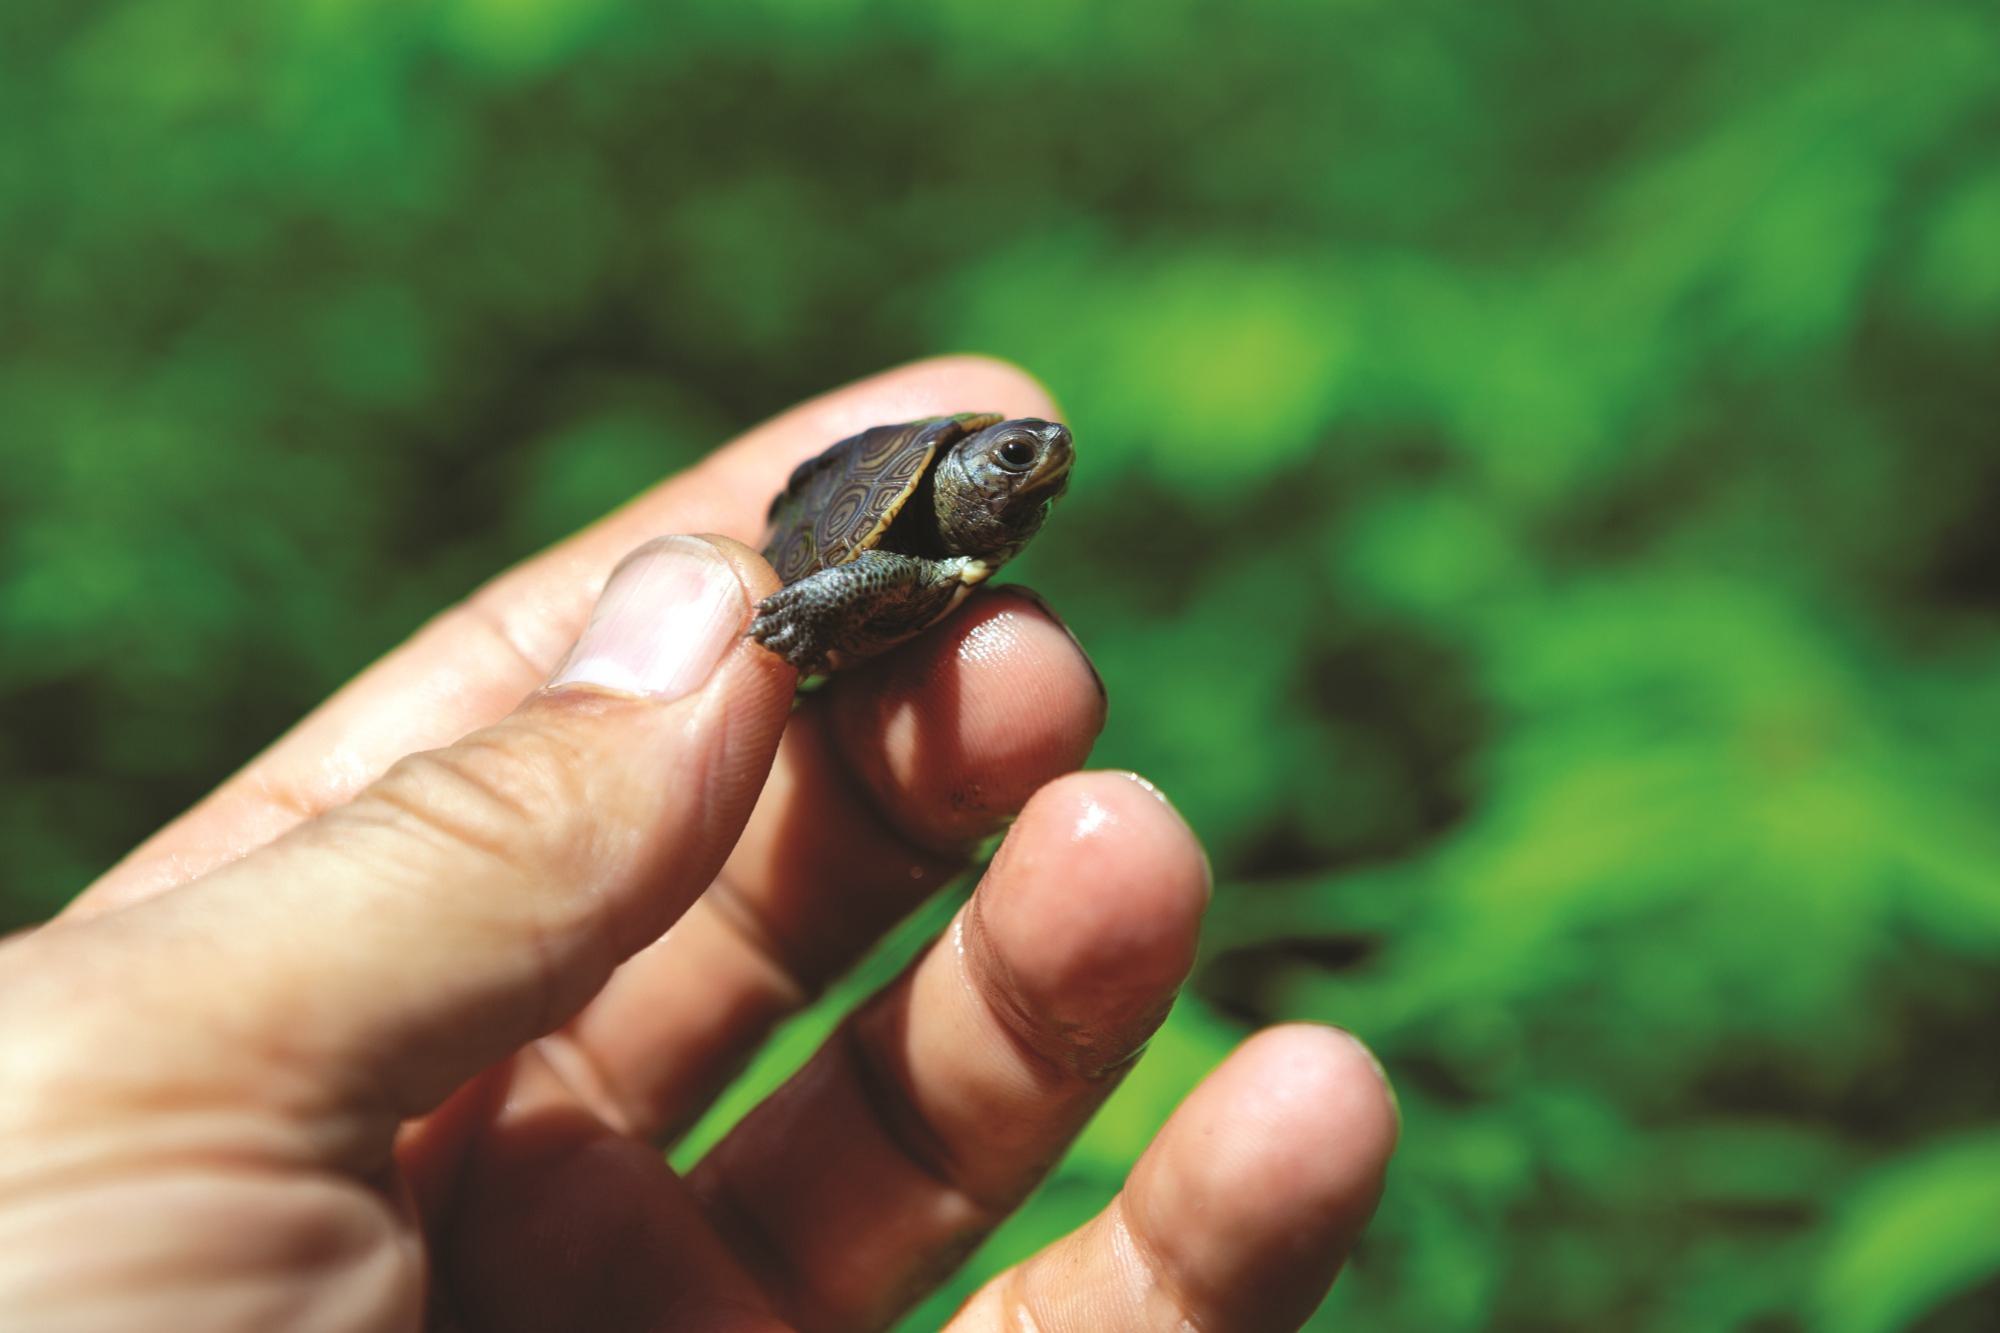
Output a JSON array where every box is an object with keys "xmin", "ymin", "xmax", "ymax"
[{"xmin": 933, "ymin": 418, "xmax": 1074, "ymax": 561}]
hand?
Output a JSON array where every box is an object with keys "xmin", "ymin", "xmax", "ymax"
[{"xmin": 0, "ymin": 359, "xmax": 1398, "ymax": 1331}]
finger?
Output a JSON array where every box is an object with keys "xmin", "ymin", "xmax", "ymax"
[
  {"xmin": 72, "ymin": 355, "xmax": 1059, "ymax": 918},
  {"xmin": 688, "ymin": 772, "xmax": 1210, "ymax": 1332},
  {"xmin": 551, "ymin": 586, "xmax": 1105, "ymax": 1141},
  {"xmin": 440, "ymin": 1056, "xmax": 786, "ymax": 1333},
  {"xmin": 21, "ymin": 537, "xmax": 792, "ymax": 1158},
  {"xmin": 950, "ymin": 1025, "xmax": 1399, "ymax": 1333}
]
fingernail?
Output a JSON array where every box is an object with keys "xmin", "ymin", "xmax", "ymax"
[{"xmin": 548, "ymin": 536, "xmax": 747, "ymax": 699}]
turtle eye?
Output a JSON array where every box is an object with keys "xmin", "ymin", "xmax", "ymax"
[{"xmin": 996, "ymin": 439, "xmax": 1038, "ymax": 471}]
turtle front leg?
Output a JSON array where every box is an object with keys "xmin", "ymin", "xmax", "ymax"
[{"xmin": 749, "ymin": 550, "xmax": 970, "ymax": 675}]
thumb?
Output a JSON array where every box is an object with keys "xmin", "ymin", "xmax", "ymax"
[{"xmin": 27, "ymin": 536, "xmax": 793, "ymax": 1145}]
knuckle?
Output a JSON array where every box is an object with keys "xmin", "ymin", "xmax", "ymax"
[
  {"xmin": 334, "ymin": 723, "xmax": 616, "ymax": 1037},
  {"xmin": 0, "ymin": 936, "xmax": 206, "ymax": 1130},
  {"xmin": 356, "ymin": 722, "xmax": 595, "ymax": 886}
]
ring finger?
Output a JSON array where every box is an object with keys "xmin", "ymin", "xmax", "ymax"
[{"xmin": 687, "ymin": 770, "xmax": 1210, "ymax": 1331}]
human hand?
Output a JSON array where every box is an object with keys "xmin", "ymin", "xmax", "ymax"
[{"xmin": 0, "ymin": 359, "xmax": 1398, "ymax": 1331}]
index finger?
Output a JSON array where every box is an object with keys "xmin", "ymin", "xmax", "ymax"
[{"xmin": 71, "ymin": 356, "xmax": 1060, "ymax": 919}]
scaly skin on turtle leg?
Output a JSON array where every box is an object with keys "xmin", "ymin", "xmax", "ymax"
[{"xmin": 749, "ymin": 549, "xmax": 970, "ymax": 675}]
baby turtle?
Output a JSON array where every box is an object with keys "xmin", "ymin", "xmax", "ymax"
[{"xmin": 749, "ymin": 412, "xmax": 1074, "ymax": 675}]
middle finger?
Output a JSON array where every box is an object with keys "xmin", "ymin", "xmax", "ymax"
[{"xmin": 542, "ymin": 585, "xmax": 1106, "ymax": 1141}]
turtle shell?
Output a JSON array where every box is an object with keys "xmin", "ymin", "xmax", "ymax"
[{"xmin": 762, "ymin": 412, "xmax": 1005, "ymax": 584}]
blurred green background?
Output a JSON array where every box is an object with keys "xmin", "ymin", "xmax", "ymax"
[{"xmin": 6, "ymin": 0, "xmax": 2000, "ymax": 1327}]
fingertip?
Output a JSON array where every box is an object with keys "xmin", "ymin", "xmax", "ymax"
[
  {"xmin": 825, "ymin": 589, "xmax": 1105, "ymax": 852},
  {"xmin": 873, "ymin": 353, "xmax": 1063, "ymax": 423},
  {"xmin": 968, "ymin": 771, "xmax": 1210, "ymax": 1072},
  {"xmin": 1122, "ymin": 1023, "xmax": 1398, "ymax": 1329},
  {"xmin": 981, "ymin": 584, "xmax": 1106, "ymax": 715},
  {"xmin": 1099, "ymin": 769, "xmax": 1210, "ymax": 901},
  {"xmin": 672, "ymin": 533, "xmax": 797, "ymax": 692},
  {"xmin": 999, "ymin": 770, "xmax": 1210, "ymax": 920},
  {"xmin": 543, "ymin": 535, "xmax": 790, "ymax": 704},
  {"xmin": 1220, "ymin": 1024, "xmax": 1402, "ymax": 1170},
  {"xmin": 737, "ymin": 356, "xmax": 1062, "ymax": 472},
  {"xmin": 690, "ymin": 533, "xmax": 784, "ymax": 603}
]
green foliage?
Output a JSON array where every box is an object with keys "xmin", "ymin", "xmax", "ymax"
[
  {"xmin": 1816, "ymin": 1131, "xmax": 2000, "ymax": 1333},
  {"xmin": 6, "ymin": 0, "xmax": 2000, "ymax": 1326}
]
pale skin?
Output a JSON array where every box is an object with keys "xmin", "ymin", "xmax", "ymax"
[{"xmin": 0, "ymin": 358, "xmax": 1398, "ymax": 1331}]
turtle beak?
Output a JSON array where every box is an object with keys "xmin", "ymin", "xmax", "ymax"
[{"xmin": 1022, "ymin": 423, "xmax": 1074, "ymax": 498}]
